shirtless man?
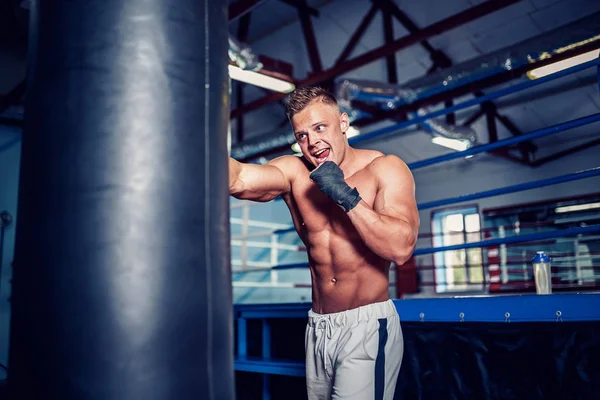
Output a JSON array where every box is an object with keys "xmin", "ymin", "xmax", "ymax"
[{"xmin": 229, "ymin": 86, "xmax": 419, "ymax": 399}]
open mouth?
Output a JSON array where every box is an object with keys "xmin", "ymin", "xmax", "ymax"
[{"xmin": 313, "ymin": 148, "xmax": 330, "ymax": 164}]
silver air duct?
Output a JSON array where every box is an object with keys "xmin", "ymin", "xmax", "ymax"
[
  {"xmin": 228, "ymin": 35, "xmax": 262, "ymax": 71},
  {"xmin": 335, "ymin": 79, "xmax": 479, "ymax": 149},
  {"xmin": 229, "ymin": 12, "xmax": 600, "ymax": 160},
  {"xmin": 228, "ymin": 36, "xmax": 295, "ymax": 161}
]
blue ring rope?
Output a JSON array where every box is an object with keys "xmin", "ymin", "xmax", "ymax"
[
  {"xmin": 241, "ymin": 224, "xmax": 600, "ymax": 271},
  {"xmin": 413, "ymin": 224, "xmax": 600, "ymax": 256},
  {"xmin": 408, "ymin": 113, "xmax": 600, "ymax": 169},
  {"xmin": 419, "ymin": 166, "xmax": 600, "ymax": 210},
  {"xmin": 272, "ymin": 166, "xmax": 600, "ymax": 234}
]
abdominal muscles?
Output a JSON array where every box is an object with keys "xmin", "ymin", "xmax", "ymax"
[{"xmin": 305, "ymin": 229, "xmax": 391, "ymax": 314}]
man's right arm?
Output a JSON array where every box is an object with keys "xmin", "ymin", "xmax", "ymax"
[{"xmin": 229, "ymin": 156, "xmax": 293, "ymax": 202}]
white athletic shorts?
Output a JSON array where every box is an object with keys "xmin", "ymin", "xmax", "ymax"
[{"xmin": 305, "ymin": 299, "xmax": 403, "ymax": 399}]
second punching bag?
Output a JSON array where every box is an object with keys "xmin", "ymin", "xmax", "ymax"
[{"xmin": 8, "ymin": 1, "xmax": 233, "ymax": 399}]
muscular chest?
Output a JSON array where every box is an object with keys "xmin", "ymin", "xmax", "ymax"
[{"xmin": 290, "ymin": 169, "xmax": 378, "ymax": 233}]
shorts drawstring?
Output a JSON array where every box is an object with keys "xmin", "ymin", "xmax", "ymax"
[{"xmin": 314, "ymin": 315, "xmax": 334, "ymax": 377}]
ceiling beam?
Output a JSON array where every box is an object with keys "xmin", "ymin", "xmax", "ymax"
[
  {"xmin": 335, "ymin": 2, "xmax": 378, "ymax": 66},
  {"xmin": 229, "ymin": 0, "xmax": 271, "ymax": 22},
  {"xmin": 279, "ymin": 0, "xmax": 319, "ymax": 17},
  {"xmin": 380, "ymin": 0, "xmax": 398, "ymax": 84},
  {"xmin": 296, "ymin": 0, "xmax": 323, "ymax": 73},
  {"xmin": 231, "ymin": 0, "xmax": 522, "ymax": 118},
  {"xmin": 531, "ymin": 137, "xmax": 600, "ymax": 167}
]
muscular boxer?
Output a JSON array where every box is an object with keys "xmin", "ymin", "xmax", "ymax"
[{"xmin": 229, "ymin": 86, "xmax": 419, "ymax": 399}]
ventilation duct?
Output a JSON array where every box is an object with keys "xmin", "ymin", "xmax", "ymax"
[
  {"xmin": 228, "ymin": 12, "xmax": 600, "ymax": 160},
  {"xmin": 228, "ymin": 35, "xmax": 262, "ymax": 71},
  {"xmin": 227, "ymin": 38, "xmax": 295, "ymax": 161},
  {"xmin": 393, "ymin": 12, "xmax": 600, "ymax": 104},
  {"xmin": 335, "ymin": 79, "xmax": 479, "ymax": 149}
]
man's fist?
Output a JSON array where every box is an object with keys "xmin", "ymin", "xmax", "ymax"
[{"xmin": 309, "ymin": 161, "xmax": 362, "ymax": 212}]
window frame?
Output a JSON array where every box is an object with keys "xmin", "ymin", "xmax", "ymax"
[{"xmin": 430, "ymin": 204, "xmax": 486, "ymax": 294}]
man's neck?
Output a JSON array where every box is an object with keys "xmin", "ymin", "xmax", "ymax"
[{"xmin": 338, "ymin": 147, "xmax": 359, "ymax": 178}]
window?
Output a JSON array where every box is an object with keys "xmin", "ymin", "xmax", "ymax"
[{"xmin": 432, "ymin": 206, "xmax": 484, "ymax": 293}]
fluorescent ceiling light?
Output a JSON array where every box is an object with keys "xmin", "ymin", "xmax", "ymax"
[
  {"xmin": 346, "ymin": 126, "xmax": 360, "ymax": 138},
  {"xmin": 555, "ymin": 202, "xmax": 600, "ymax": 213},
  {"xmin": 431, "ymin": 136, "xmax": 470, "ymax": 152},
  {"xmin": 291, "ymin": 126, "xmax": 361, "ymax": 153},
  {"xmin": 228, "ymin": 65, "xmax": 295, "ymax": 93},
  {"xmin": 527, "ymin": 49, "xmax": 599, "ymax": 79}
]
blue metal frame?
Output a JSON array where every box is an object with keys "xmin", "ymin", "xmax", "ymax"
[
  {"xmin": 419, "ymin": 166, "xmax": 600, "ymax": 210},
  {"xmin": 349, "ymin": 57, "xmax": 600, "ymax": 146},
  {"xmin": 408, "ymin": 113, "xmax": 600, "ymax": 170},
  {"xmin": 234, "ymin": 293, "xmax": 600, "ymax": 323},
  {"xmin": 233, "ymin": 293, "xmax": 600, "ymax": 379}
]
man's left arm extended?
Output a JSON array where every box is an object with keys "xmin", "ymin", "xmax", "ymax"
[{"xmin": 310, "ymin": 156, "xmax": 419, "ymax": 265}]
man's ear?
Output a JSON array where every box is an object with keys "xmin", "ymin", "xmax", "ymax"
[{"xmin": 340, "ymin": 112, "xmax": 349, "ymax": 133}]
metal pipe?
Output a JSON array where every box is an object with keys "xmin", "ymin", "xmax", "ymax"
[
  {"xmin": 408, "ymin": 112, "xmax": 600, "ymax": 169},
  {"xmin": 350, "ymin": 57, "xmax": 600, "ymax": 146},
  {"xmin": 418, "ymin": 166, "xmax": 600, "ymax": 210}
]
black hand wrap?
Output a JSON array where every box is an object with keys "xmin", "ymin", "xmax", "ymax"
[{"xmin": 309, "ymin": 161, "xmax": 362, "ymax": 212}]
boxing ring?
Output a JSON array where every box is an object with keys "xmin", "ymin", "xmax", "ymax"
[
  {"xmin": 1, "ymin": 1, "xmax": 598, "ymax": 399},
  {"xmin": 230, "ymin": 56, "xmax": 600, "ymax": 399}
]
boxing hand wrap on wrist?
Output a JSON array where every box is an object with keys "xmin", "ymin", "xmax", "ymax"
[{"xmin": 309, "ymin": 161, "xmax": 362, "ymax": 212}]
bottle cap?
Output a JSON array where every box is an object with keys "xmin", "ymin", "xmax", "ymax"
[{"xmin": 532, "ymin": 251, "xmax": 551, "ymax": 264}]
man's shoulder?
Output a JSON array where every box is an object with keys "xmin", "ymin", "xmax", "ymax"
[
  {"xmin": 364, "ymin": 152, "xmax": 407, "ymax": 171},
  {"xmin": 365, "ymin": 153, "xmax": 412, "ymax": 187},
  {"xmin": 267, "ymin": 154, "xmax": 310, "ymax": 179},
  {"xmin": 269, "ymin": 154, "xmax": 309, "ymax": 168}
]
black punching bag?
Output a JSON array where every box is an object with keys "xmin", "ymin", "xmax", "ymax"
[{"xmin": 8, "ymin": 1, "xmax": 233, "ymax": 399}]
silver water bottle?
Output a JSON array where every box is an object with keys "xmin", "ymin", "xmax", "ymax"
[{"xmin": 532, "ymin": 251, "xmax": 552, "ymax": 294}]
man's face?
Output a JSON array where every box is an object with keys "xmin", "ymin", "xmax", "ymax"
[{"xmin": 291, "ymin": 100, "xmax": 349, "ymax": 167}]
